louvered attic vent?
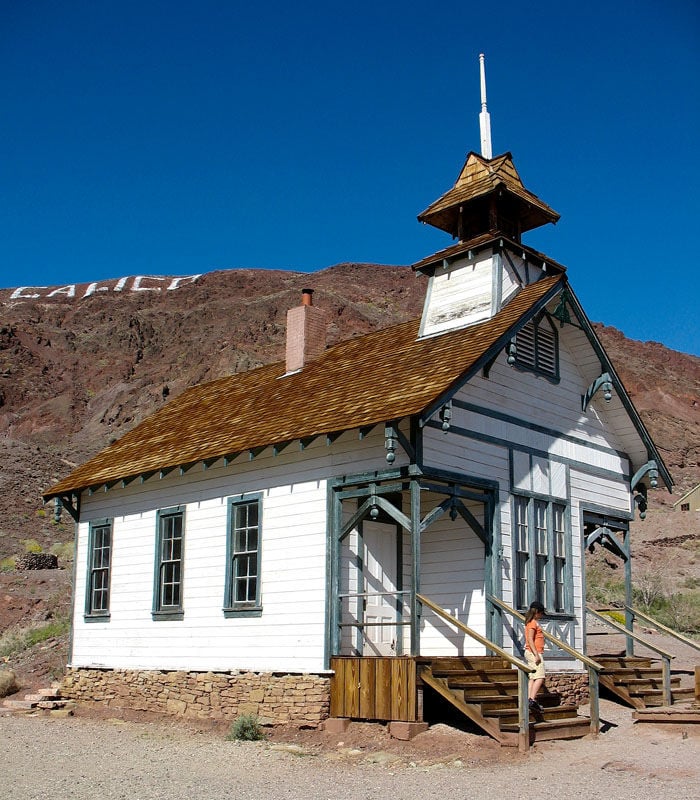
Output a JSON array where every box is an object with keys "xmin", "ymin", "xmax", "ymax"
[{"xmin": 514, "ymin": 313, "xmax": 559, "ymax": 381}]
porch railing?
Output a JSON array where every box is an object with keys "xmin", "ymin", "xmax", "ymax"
[
  {"xmin": 625, "ymin": 605, "xmax": 700, "ymax": 652},
  {"xmin": 488, "ymin": 595, "xmax": 601, "ymax": 736},
  {"xmin": 416, "ymin": 593, "xmax": 534, "ymax": 751},
  {"xmin": 586, "ymin": 605, "xmax": 675, "ymax": 706}
]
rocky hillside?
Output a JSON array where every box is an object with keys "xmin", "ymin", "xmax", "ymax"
[{"xmin": 0, "ymin": 263, "xmax": 698, "ymax": 687}]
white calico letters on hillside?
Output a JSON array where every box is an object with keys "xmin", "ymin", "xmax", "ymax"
[{"xmin": 9, "ymin": 274, "xmax": 202, "ymax": 301}]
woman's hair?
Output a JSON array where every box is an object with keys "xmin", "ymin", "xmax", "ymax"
[{"xmin": 525, "ymin": 600, "xmax": 545, "ymax": 624}]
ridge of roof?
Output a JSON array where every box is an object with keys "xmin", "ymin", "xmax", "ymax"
[{"xmin": 44, "ymin": 275, "xmax": 563, "ymax": 499}]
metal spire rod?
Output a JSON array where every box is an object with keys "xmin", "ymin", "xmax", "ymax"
[{"xmin": 479, "ymin": 53, "xmax": 493, "ymax": 159}]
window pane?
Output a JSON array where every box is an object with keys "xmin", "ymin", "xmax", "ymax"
[
  {"xmin": 229, "ymin": 500, "xmax": 261, "ymax": 607},
  {"xmin": 157, "ymin": 512, "xmax": 183, "ymax": 611},
  {"xmin": 514, "ymin": 497, "xmax": 529, "ymax": 608},
  {"xmin": 88, "ymin": 522, "xmax": 112, "ymax": 614}
]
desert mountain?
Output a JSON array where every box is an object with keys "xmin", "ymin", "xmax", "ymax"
[{"xmin": 0, "ymin": 263, "xmax": 698, "ymax": 565}]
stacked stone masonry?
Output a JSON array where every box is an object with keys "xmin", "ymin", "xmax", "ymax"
[
  {"xmin": 62, "ymin": 668, "xmax": 330, "ymax": 727},
  {"xmin": 545, "ymin": 673, "xmax": 589, "ymax": 707}
]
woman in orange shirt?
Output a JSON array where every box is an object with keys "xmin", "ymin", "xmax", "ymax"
[{"xmin": 524, "ymin": 600, "xmax": 546, "ymax": 713}]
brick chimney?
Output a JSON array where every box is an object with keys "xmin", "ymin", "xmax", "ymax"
[{"xmin": 285, "ymin": 289, "xmax": 327, "ymax": 373}]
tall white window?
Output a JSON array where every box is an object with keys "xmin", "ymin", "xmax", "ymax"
[
  {"xmin": 153, "ymin": 507, "xmax": 185, "ymax": 619},
  {"xmin": 86, "ymin": 520, "xmax": 112, "ymax": 618},
  {"xmin": 512, "ymin": 496, "xmax": 569, "ymax": 613},
  {"xmin": 225, "ymin": 495, "xmax": 263, "ymax": 616}
]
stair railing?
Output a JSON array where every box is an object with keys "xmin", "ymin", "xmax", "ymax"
[
  {"xmin": 625, "ymin": 605, "xmax": 700, "ymax": 653},
  {"xmin": 489, "ymin": 595, "xmax": 602, "ymax": 736},
  {"xmin": 586, "ymin": 605, "xmax": 675, "ymax": 706},
  {"xmin": 416, "ymin": 593, "xmax": 533, "ymax": 752}
]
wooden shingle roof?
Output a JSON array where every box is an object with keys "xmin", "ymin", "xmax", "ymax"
[
  {"xmin": 44, "ymin": 275, "xmax": 562, "ymax": 499},
  {"xmin": 418, "ymin": 152, "xmax": 560, "ymax": 236}
]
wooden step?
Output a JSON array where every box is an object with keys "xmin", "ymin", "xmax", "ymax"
[
  {"xmin": 420, "ymin": 657, "xmax": 510, "ymax": 671},
  {"xmin": 596, "ymin": 656, "xmax": 653, "ymax": 668},
  {"xmin": 484, "ymin": 705, "xmax": 579, "ymax": 725},
  {"xmin": 447, "ymin": 678, "xmax": 518, "ymax": 693},
  {"xmin": 615, "ymin": 677, "xmax": 681, "ymax": 690},
  {"xmin": 500, "ymin": 716, "xmax": 591, "ymax": 742},
  {"xmin": 432, "ymin": 668, "xmax": 518, "ymax": 681}
]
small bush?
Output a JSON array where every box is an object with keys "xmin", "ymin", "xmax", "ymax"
[
  {"xmin": 226, "ymin": 714, "xmax": 266, "ymax": 741},
  {"xmin": 0, "ymin": 557, "xmax": 16, "ymax": 572},
  {"xmin": 603, "ymin": 610, "xmax": 626, "ymax": 626},
  {"xmin": 21, "ymin": 539, "xmax": 43, "ymax": 554},
  {"xmin": 49, "ymin": 541, "xmax": 74, "ymax": 563}
]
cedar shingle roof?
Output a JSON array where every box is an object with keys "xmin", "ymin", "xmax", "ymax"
[
  {"xmin": 418, "ymin": 152, "xmax": 559, "ymax": 235},
  {"xmin": 44, "ymin": 275, "xmax": 562, "ymax": 499}
]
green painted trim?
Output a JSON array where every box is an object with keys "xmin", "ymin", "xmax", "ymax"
[
  {"xmin": 324, "ymin": 480, "xmax": 341, "ymax": 667},
  {"xmin": 427, "ymin": 419, "xmax": 631, "ymax": 484},
  {"xmin": 152, "ymin": 505, "xmax": 186, "ymax": 618},
  {"xmin": 223, "ymin": 493, "xmax": 263, "ymax": 613},
  {"xmin": 223, "ymin": 608, "xmax": 262, "ymax": 618},
  {"xmin": 419, "ymin": 466, "xmax": 500, "ymax": 493},
  {"xmin": 151, "ymin": 610, "xmax": 184, "ymax": 621},
  {"xmin": 84, "ymin": 518, "xmax": 113, "ymax": 619},
  {"xmin": 83, "ymin": 613, "xmax": 111, "ymax": 623},
  {"xmin": 418, "ymin": 480, "xmax": 491, "ymax": 504},
  {"xmin": 336, "ymin": 481, "xmax": 409, "ymax": 501},
  {"xmin": 510, "ymin": 493, "xmax": 573, "ymax": 616},
  {"xmin": 410, "ymin": 477, "xmax": 421, "ymax": 655},
  {"xmin": 453, "ymin": 398, "xmax": 628, "ymax": 460},
  {"xmin": 333, "ymin": 466, "xmax": 410, "ymax": 486}
]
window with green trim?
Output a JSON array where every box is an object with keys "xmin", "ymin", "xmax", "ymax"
[
  {"xmin": 224, "ymin": 496, "xmax": 262, "ymax": 615},
  {"xmin": 514, "ymin": 313, "xmax": 559, "ymax": 380},
  {"xmin": 512, "ymin": 495, "xmax": 569, "ymax": 614},
  {"xmin": 85, "ymin": 519, "xmax": 112, "ymax": 618},
  {"xmin": 153, "ymin": 507, "xmax": 184, "ymax": 619}
]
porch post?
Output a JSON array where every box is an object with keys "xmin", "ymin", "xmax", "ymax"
[
  {"xmin": 410, "ymin": 476, "xmax": 421, "ymax": 656},
  {"xmin": 327, "ymin": 483, "xmax": 343, "ymax": 662},
  {"xmin": 623, "ymin": 530, "xmax": 634, "ymax": 656}
]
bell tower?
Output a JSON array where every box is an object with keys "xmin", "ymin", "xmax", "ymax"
[{"xmin": 416, "ymin": 55, "xmax": 562, "ymax": 338}]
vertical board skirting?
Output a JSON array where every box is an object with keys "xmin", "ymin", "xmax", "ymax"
[{"xmin": 329, "ymin": 657, "xmax": 417, "ymax": 721}]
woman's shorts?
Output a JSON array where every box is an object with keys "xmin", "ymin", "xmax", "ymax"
[{"xmin": 525, "ymin": 649, "xmax": 546, "ymax": 680}]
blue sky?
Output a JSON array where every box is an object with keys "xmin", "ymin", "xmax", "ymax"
[{"xmin": 2, "ymin": 1, "xmax": 699, "ymax": 355}]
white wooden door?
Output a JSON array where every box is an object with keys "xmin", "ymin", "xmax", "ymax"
[{"xmin": 362, "ymin": 521, "xmax": 398, "ymax": 656}]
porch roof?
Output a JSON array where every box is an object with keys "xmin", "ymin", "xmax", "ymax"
[{"xmin": 44, "ymin": 275, "xmax": 562, "ymax": 499}]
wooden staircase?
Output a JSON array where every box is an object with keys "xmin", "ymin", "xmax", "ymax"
[
  {"xmin": 596, "ymin": 655, "xmax": 696, "ymax": 709},
  {"xmin": 418, "ymin": 656, "xmax": 591, "ymax": 746}
]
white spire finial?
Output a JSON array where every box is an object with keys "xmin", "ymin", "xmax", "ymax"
[{"xmin": 479, "ymin": 53, "xmax": 492, "ymax": 159}]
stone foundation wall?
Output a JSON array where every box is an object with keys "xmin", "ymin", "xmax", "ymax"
[
  {"xmin": 545, "ymin": 672, "xmax": 589, "ymax": 706},
  {"xmin": 61, "ymin": 668, "xmax": 330, "ymax": 727}
]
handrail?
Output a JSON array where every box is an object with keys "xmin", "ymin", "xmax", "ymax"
[
  {"xmin": 417, "ymin": 592, "xmax": 533, "ymax": 751},
  {"xmin": 417, "ymin": 593, "xmax": 532, "ymax": 674},
  {"xmin": 586, "ymin": 606, "xmax": 675, "ymax": 660},
  {"xmin": 489, "ymin": 595, "xmax": 601, "ymax": 736},
  {"xmin": 587, "ymin": 605, "xmax": 675, "ymax": 706},
  {"xmin": 625, "ymin": 605, "xmax": 700, "ymax": 653},
  {"xmin": 488, "ymin": 595, "xmax": 604, "ymax": 672}
]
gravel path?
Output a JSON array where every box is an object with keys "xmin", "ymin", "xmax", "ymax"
[{"xmin": 3, "ymin": 700, "xmax": 699, "ymax": 800}]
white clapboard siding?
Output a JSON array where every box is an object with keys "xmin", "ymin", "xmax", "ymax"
[
  {"xmin": 71, "ymin": 429, "xmax": 393, "ymax": 673},
  {"xmin": 413, "ymin": 506, "xmax": 486, "ymax": 656},
  {"xmin": 421, "ymin": 252, "xmax": 495, "ymax": 336}
]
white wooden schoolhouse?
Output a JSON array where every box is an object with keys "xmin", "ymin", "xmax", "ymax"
[{"xmin": 45, "ymin": 63, "xmax": 672, "ymax": 744}]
